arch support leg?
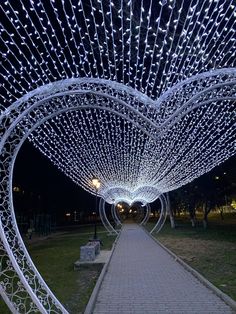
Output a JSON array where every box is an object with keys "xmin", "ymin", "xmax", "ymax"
[
  {"xmin": 140, "ymin": 203, "xmax": 151, "ymax": 225},
  {"xmin": 99, "ymin": 198, "xmax": 119, "ymax": 235},
  {"xmin": 150, "ymin": 194, "xmax": 168, "ymax": 234}
]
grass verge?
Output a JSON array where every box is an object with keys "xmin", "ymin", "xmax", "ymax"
[
  {"xmin": 0, "ymin": 225, "xmax": 116, "ymax": 313},
  {"xmin": 146, "ymin": 213, "xmax": 236, "ymax": 301}
]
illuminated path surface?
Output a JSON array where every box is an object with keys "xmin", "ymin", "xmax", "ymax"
[{"xmin": 93, "ymin": 224, "xmax": 232, "ymax": 314}]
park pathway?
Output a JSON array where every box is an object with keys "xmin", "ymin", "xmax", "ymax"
[{"xmin": 93, "ymin": 223, "xmax": 233, "ymax": 314}]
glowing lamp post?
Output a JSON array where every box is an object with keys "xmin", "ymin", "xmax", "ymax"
[{"xmin": 92, "ymin": 178, "xmax": 101, "ymax": 240}]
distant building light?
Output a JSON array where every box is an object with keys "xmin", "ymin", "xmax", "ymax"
[
  {"xmin": 13, "ymin": 186, "xmax": 20, "ymax": 192},
  {"xmin": 215, "ymin": 176, "xmax": 220, "ymax": 180},
  {"xmin": 65, "ymin": 213, "xmax": 71, "ymax": 217},
  {"xmin": 231, "ymin": 201, "xmax": 236, "ymax": 210}
]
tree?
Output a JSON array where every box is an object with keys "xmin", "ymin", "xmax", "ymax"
[{"xmin": 169, "ymin": 155, "xmax": 236, "ymax": 229}]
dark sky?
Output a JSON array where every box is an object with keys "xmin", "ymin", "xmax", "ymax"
[{"xmin": 13, "ymin": 140, "xmax": 95, "ymax": 215}]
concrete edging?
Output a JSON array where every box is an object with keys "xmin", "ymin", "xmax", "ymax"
[
  {"xmin": 84, "ymin": 230, "xmax": 121, "ymax": 314},
  {"xmin": 143, "ymin": 227, "xmax": 236, "ymax": 311}
]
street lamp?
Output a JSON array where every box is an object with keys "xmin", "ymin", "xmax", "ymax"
[{"xmin": 92, "ymin": 177, "xmax": 101, "ymax": 240}]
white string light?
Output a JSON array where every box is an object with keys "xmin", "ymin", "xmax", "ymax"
[
  {"xmin": 1, "ymin": 0, "xmax": 235, "ymax": 104},
  {"xmin": 1, "ymin": 0, "xmax": 236, "ymax": 205}
]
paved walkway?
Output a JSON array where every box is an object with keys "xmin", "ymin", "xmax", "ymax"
[{"xmin": 93, "ymin": 224, "xmax": 233, "ymax": 314}]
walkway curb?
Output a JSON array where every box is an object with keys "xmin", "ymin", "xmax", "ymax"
[
  {"xmin": 143, "ymin": 227, "xmax": 236, "ymax": 312},
  {"xmin": 84, "ymin": 230, "xmax": 121, "ymax": 314}
]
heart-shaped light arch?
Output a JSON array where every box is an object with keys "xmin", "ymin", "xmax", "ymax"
[
  {"xmin": 0, "ymin": 70, "xmax": 236, "ymax": 312},
  {"xmin": 1, "ymin": 0, "xmax": 236, "ymax": 311}
]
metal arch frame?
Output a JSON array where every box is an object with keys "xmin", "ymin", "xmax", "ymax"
[
  {"xmin": 159, "ymin": 80, "xmax": 236, "ymax": 132},
  {"xmin": 154, "ymin": 94, "xmax": 236, "ymax": 192},
  {"xmin": 150, "ymin": 194, "xmax": 168, "ymax": 234},
  {"xmin": 1, "ymin": 87, "xmax": 151, "ymax": 312},
  {"xmin": 111, "ymin": 204, "xmax": 122, "ymax": 227},
  {"xmin": 102, "ymin": 186, "xmax": 162, "ymax": 205},
  {"xmin": 156, "ymin": 68, "xmax": 236, "ymax": 107},
  {"xmin": 7, "ymin": 77, "xmax": 156, "ymax": 111},
  {"xmin": 3, "ymin": 68, "xmax": 235, "ymax": 138},
  {"xmin": 98, "ymin": 199, "xmax": 119, "ymax": 235},
  {"xmin": 2, "ymin": 70, "xmax": 235, "ymax": 141},
  {"xmin": 0, "ymin": 91, "xmax": 143, "ymax": 312},
  {"xmin": 0, "ymin": 129, "xmax": 70, "ymax": 313},
  {"xmin": 0, "ymin": 70, "xmax": 235, "ymax": 312},
  {"xmin": 1, "ymin": 89, "xmax": 158, "ymax": 194},
  {"xmin": 140, "ymin": 203, "xmax": 151, "ymax": 226}
]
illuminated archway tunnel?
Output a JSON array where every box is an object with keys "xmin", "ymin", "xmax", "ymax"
[{"xmin": 0, "ymin": 0, "xmax": 236, "ymax": 312}]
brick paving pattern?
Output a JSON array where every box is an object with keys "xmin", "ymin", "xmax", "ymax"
[{"xmin": 93, "ymin": 223, "xmax": 233, "ymax": 314}]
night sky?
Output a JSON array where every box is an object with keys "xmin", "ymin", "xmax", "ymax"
[{"xmin": 13, "ymin": 140, "xmax": 95, "ymax": 216}]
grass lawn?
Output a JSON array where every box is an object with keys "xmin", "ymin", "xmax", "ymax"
[
  {"xmin": 0, "ymin": 225, "xmax": 117, "ymax": 313},
  {"xmin": 146, "ymin": 212, "xmax": 236, "ymax": 301}
]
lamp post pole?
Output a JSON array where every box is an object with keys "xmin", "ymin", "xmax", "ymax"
[
  {"xmin": 94, "ymin": 186, "xmax": 98, "ymax": 239},
  {"xmin": 92, "ymin": 178, "xmax": 100, "ymax": 241}
]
